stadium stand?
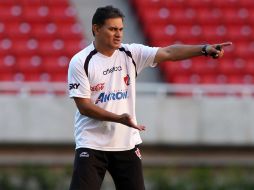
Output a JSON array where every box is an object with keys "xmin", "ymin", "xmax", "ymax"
[
  {"xmin": 131, "ymin": 0, "xmax": 254, "ymax": 85},
  {"xmin": 0, "ymin": 0, "xmax": 85, "ymax": 83}
]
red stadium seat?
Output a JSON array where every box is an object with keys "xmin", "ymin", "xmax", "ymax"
[
  {"xmin": 18, "ymin": 0, "xmax": 44, "ymax": 6},
  {"xmin": 50, "ymin": 73, "xmax": 68, "ymax": 82},
  {"xmin": 228, "ymin": 74, "xmax": 254, "ymax": 84},
  {"xmin": 212, "ymin": 0, "xmax": 240, "ymax": 8},
  {"xmin": 200, "ymin": 25, "xmax": 225, "ymax": 43},
  {"xmin": 44, "ymin": 0, "xmax": 69, "ymax": 6},
  {"xmin": 191, "ymin": 58, "xmax": 218, "ymax": 74},
  {"xmin": 0, "ymin": 55, "xmax": 16, "ymax": 73},
  {"xmin": 0, "ymin": 5, "xmax": 23, "ymax": 22},
  {"xmin": 57, "ymin": 23, "xmax": 84, "ymax": 40},
  {"xmin": 4, "ymin": 21, "xmax": 31, "ymax": 38},
  {"xmin": 0, "ymin": 38, "xmax": 13, "ymax": 55},
  {"xmin": 245, "ymin": 59, "xmax": 254, "ymax": 74},
  {"xmin": 187, "ymin": 0, "xmax": 214, "ymax": 8},
  {"xmin": 39, "ymin": 39, "xmax": 65, "ymax": 56},
  {"xmin": 43, "ymin": 56, "xmax": 70, "ymax": 73},
  {"xmin": 49, "ymin": 5, "xmax": 77, "ymax": 24},
  {"xmin": 64, "ymin": 39, "xmax": 85, "ymax": 56},
  {"xmin": 170, "ymin": 74, "xmax": 201, "ymax": 84},
  {"xmin": 240, "ymin": 0, "xmax": 254, "ymax": 7},
  {"xmin": 132, "ymin": 0, "xmax": 253, "ymax": 85},
  {"xmin": 226, "ymin": 25, "xmax": 253, "ymax": 42},
  {"xmin": 223, "ymin": 8, "xmax": 249, "ymax": 25},
  {"xmin": 16, "ymin": 55, "xmax": 43, "ymax": 73},
  {"xmin": 164, "ymin": 60, "xmax": 192, "ymax": 75},
  {"xmin": 196, "ymin": 8, "xmax": 223, "ymax": 25},
  {"xmin": 22, "ymin": 5, "xmax": 50, "ymax": 23},
  {"xmin": 12, "ymin": 38, "xmax": 39, "ymax": 55},
  {"xmin": 170, "ymin": 8, "xmax": 197, "ymax": 25},
  {"xmin": 0, "ymin": 72, "xmax": 15, "ymax": 81},
  {"xmin": 0, "ymin": 0, "xmax": 85, "ymax": 83},
  {"xmin": 30, "ymin": 22, "xmax": 58, "ymax": 40},
  {"xmin": 218, "ymin": 59, "xmax": 246, "ymax": 75},
  {"xmin": 234, "ymin": 42, "xmax": 254, "ymax": 58},
  {"xmin": 201, "ymin": 74, "xmax": 229, "ymax": 85}
]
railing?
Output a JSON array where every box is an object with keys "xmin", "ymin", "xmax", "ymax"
[
  {"xmin": 0, "ymin": 81, "xmax": 68, "ymax": 96},
  {"xmin": 0, "ymin": 81, "xmax": 254, "ymax": 98},
  {"xmin": 136, "ymin": 83, "xmax": 254, "ymax": 98}
]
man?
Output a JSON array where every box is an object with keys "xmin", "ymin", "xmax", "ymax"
[{"xmin": 68, "ymin": 5, "xmax": 232, "ymax": 190}]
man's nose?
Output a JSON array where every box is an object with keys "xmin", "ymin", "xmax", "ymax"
[{"xmin": 115, "ymin": 30, "xmax": 122, "ymax": 37}]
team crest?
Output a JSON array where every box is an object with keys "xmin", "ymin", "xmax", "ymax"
[
  {"xmin": 124, "ymin": 74, "xmax": 130, "ymax": 86},
  {"xmin": 135, "ymin": 148, "xmax": 142, "ymax": 159}
]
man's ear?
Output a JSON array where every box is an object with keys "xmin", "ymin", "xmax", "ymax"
[{"xmin": 92, "ymin": 24, "xmax": 100, "ymax": 36}]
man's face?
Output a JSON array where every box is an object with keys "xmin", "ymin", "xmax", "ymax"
[{"xmin": 94, "ymin": 17, "xmax": 124, "ymax": 50}]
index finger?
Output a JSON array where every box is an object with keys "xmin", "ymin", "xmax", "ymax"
[{"xmin": 219, "ymin": 42, "xmax": 233, "ymax": 47}]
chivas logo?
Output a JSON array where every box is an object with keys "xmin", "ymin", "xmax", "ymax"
[
  {"xmin": 124, "ymin": 74, "xmax": 130, "ymax": 86},
  {"xmin": 135, "ymin": 148, "xmax": 142, "ymax": 159}
]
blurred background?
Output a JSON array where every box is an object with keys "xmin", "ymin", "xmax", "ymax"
[{"xmin": 0, "ymin": 0, "xmax": 254, "ymax": 189}]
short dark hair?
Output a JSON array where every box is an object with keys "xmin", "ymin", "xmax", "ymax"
[{"xmin": 92, "ymin": 5, "xmax": 125, "ymax": 35}]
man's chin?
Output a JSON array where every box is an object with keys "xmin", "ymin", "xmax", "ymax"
[{"xmin": 112, "ymin": 44, "xmax": 121, "ymax": 50}]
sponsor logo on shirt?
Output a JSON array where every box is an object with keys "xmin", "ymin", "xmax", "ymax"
[
  {"xmin": 103, "ymin": 66, "xmax": 122, "ymax": 75},
  {"xmin": 90, "ymin": 83, "xmax": 105, "ymax": 92},
  {"xmin": 95, "ymin": 90, "xmax": 128, "ymax": 104},
  {"xmin": 69, "ymin": 83, "xmax": 80, "ymax": 90}
]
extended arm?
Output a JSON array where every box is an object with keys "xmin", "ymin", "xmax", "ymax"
[
  {"xmin": 154, "ymin": 42, "xmax": 232, "ymax": 63},
  {"xmin": 73, "ymin": 97, "xmax": 145, "ymax": 131}
]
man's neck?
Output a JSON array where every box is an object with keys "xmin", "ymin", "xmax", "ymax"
[{"xmin": 93, "ymin": 41, "xmax": 116, "ymax": 57}]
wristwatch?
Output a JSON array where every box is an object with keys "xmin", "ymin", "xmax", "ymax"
[{"xmin": 201, "ymin": 45, "xmax": 208, "ymax": 56}]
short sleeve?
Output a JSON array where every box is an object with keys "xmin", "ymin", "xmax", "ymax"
[
  {"xmin": 68, "ymin": 56, "xmax": 91, "ymax": 98},
  {"xmin": 127, "ymin": 44, "xmax": 159, "ymax": 74}
]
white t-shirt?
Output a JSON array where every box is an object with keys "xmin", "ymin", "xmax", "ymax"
[{"xmin": 68, "ymin": 42, "xmax": 158, "ymax": 151}]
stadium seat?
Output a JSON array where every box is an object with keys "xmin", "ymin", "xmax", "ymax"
[
  {"xmin": 30, "ymin": 22, "xmax": 58, "ymax": 40},
  {"xmin": 187, "ymin": 0, "xmax": 214, "ymax": 8},
  {"xmin": 0, "ymin": 5, "xmax": 22, "ymax": 22},
  {"xmin": 234, "ymin": 42, "xmax": 254, "ymax": 58},
  {"xmin": 191, "ymin": 58, "xmax": 218, "ymax": 74},
  {"xmin": 16, "ymin": 55, "xmax": 43, "ymax": 73},
  {"xmin": 0, "ymin": 38, "xmax": 13, "ymax": 55},
  {"xmin": 39, "ymin": 39, "xmax": 65, "ymax": 56},
  {"xmin": 245, "ymin": 59, "xmax": 254, "ymax": 74},
  {"xmin": 49, "ymin": 5, "xmax": 77, "ymax": 24},
  {"xmin": 22, "ymin": 5, "xmax": 50, "ymax": 23},
  {"xmin": 196, "ymin": 8, "xmax": 223, "ymax": 25},
  {"xmin": 240, "ymin": 0, "xmax": 254, "ymax": 7},
  {"xmin": 200, "ymin": 25, "xmax": 225, "ymax": 43},
  {"xmin": 57, "ymin": 23, "xmax": 84, "ymax": 40},
  {"xmin": 18, "ymin": 0, "xmax": 44, "ymax": 6},
  {"xmin": 131, "ymin": 0, "xmax": 253, "ymax": 85},
  {"xmin": 226, "ymin": 25, "xmax": 253, "ymax": 42},
  {"xmin": 0, "ymin": 55, "xmax": 16, "ymax": 73},
  {"xmin": 218, "ymin": 59, "xmax": 246, "ymax": 75},
  {"xmin": 64, "ymin": 39, "xmax": 85, "ymax": 57},
  {"xmin": 43, "ymin": 56, "xmax": 70, "ymax": 73},
  {"xmin": 4, "ymin": 21, "xmax": 31, "ymax": 39},
  {"xmin": 170, "ymin": 74, "xmax": 201, "ymax": 84},
  {"xmin": 212, "ymin": 0, "xmax": 240, "ymax": 8},
  {"xmin": 12, "ymin": 38, "xmax": 39, "ymax": 56},
  {"xmin": 44, "ymin": 0, "xmax": 69, "ymax": 6},
  {"xmin": 223, "ymin": 8, "xmax": 249, "ymax": 25},
  {"xmin": 164, "ymin": 60, "xmax": 192, "ymax": 75},
  {"xmin": 0, "ymin": 0, "xmax": 85, "ymax": 84}
]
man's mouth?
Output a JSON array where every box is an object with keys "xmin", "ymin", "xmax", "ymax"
[{"xmin": 114, "ymin": 39, "xmax": 121, "ymax": 43}]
